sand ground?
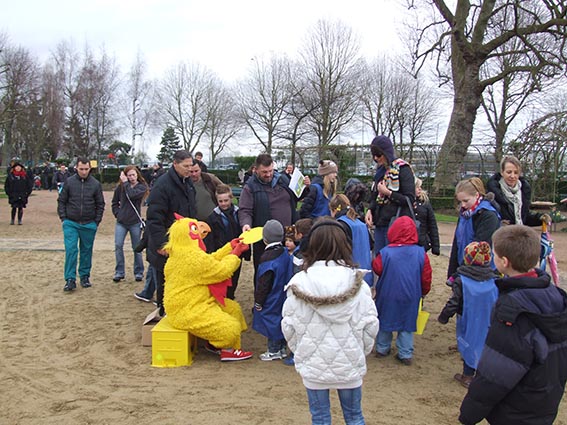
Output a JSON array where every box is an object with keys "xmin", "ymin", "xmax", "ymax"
[{"xmin": 1, "ymin": 190, "xmax": 566, "ymax": 425}]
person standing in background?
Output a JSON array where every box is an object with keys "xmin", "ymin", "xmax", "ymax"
[
  {"xmin": 111, "ymin": 166, "xmax": 149, "ymax": 283},
  {"xmin": 53, "ymin": 164, "xmax": 71, "ymax": 194},
  {"xmin": 4, "ymin": 160, "xmax": 33, "ymax": 225},
  {"xmin": 189, "ymin": 161, "xmax": 223, "ymax": 221},
  {"xmin": 486, "ymin": 155, "xmax": 550, "ymax": 226},
  {"xmin": 299, "ymin": 160, "xmax": 338, "ymax": 219},
  {"xmin": 194, "ymin": 151, "xmax": 208, "ymax": 173},
  {"xmin": 57, "ymin": 158, "xmax": 105, "ymax": 292},
  {"xmin": 414, "ymin": 177, "xmax": 440, "ymax": 256}
]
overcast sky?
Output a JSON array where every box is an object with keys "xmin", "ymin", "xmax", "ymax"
[{"xmin": 1, "ymin": 0, "xmax": 409, "ymax": 159}]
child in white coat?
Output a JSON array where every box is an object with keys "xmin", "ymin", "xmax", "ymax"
[{"xmin": 281, "ymin": 218, "xmax": 379, "ymax": 425}]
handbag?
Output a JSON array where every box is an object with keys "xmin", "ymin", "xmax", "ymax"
[{"xmin": 388, "ymin": 197, "xmax": 420, "ymax": 231}]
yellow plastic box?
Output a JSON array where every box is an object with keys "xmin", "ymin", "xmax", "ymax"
[{"xmin": 151, "ymin": 316, "xmax": 197, "ymax": 367}]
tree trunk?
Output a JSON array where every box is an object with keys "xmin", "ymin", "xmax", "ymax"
[{"xmin": 433, "ymin": 64, "xmax": 484, "ymax": 195}]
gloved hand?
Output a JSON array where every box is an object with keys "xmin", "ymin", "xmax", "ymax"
[
  {"xmin": 432, "ymin": 247, "xmax": 440, "ymax": 256},
  {"xmin": 437, "ymin": 314, "xmax": 449, "ymax": 325},
  {"xmin": 230, "ymin": 237, "xmax": 244, "ymax": 249},
  {"xmin": 541, "ymin": 213, "xmax": 552, "ymax": 225},
  {"xmin": 231, "ymin": 241, "xmax": 249, "ymax": 257}
]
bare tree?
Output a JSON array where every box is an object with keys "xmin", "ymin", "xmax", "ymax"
[
  {"xmin": 298, "ymin": 19, "xmax": 363, "ymax": 157},
  {"xmin": 0, "ymin": 44, "xmax": 41, "ymax": 164},
  {"xmin": 508, "ymin": 110, "xmax": 567, "ymax": 200},
  {"xmin": 124, "ymin": 50, "xmax": 155, "ymax": 158},
  {"xmin": 406, "ymin": 1, "xmax": 567, "ymax": 193},
  {"xmin": 360, "ymin": 56, "xmax": 439, "ymax": 162},
  {"xmin": 157, "ymin": 62, "xmax": 215, "ymax": 152},
  {"xmin": 235, "ymin": 53, "xmax": 294, "ymax": 154},
  {"xmin": 204, "ymin": 80, "xmax": 241, "ymax": 165}
]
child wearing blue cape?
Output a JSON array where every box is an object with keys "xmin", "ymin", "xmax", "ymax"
[{"xmin": 438, "ymin": 241, "xmax": 498, "ymax": 388}]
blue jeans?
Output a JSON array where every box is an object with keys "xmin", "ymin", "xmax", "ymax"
[
  {"xmin": 268, "ymin": 338, "xmax": 286, "ymax": 353},
  {"xmin": 306, "ymin": 387, "xmax": 365, "ymax": 425},
  {"xmin": 62, "ymin": 220, "xmax": 98, "ymax": 280},
  {"xmin": 373, "ymin": 226, "xmax": 389, "ymax": 255},
  {"xmin": 114, "ymin": 222, "xmax": 144, "ymax": 278},
  {"xmin": 376, "ymin": 330, "xmax": 414, "ymax": 359},
  {"xmin": 138, "ymin": 264, "xmax": 156, "ymax": 299}
]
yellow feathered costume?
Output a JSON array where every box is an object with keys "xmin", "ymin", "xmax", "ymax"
[{"xmin": 163, "ymin": 216, "xmax": 247, "ymax": 349}]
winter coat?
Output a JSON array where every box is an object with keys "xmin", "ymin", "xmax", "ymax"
[
  {"xmin": 57, "ymin": 173, "xmax": 105, "ymax": 225},
  {"xmin": 238, "ymin": 172, "xmax": 297, "ymax": 228},
  {"xmin": 415, "ymin": 199, "xmax": 440, "ymax": 255},
  {"xmin": 459, "ymin": 270, "xmax": 567, "ymax": 425},
  {"xmin": 111, "ymin": 182, "xmax": 148, "ymax": 226},
  {"xmin": 146, "ymin": 167, "xmax": 196, "ymax": 268},
  {"xmin": 448, "ymin": 199, "xmax": 500, "ymax": 278},
  {"xmin": 282, "ymin": 262, "xmax": 378, "ymax": 390},
  {"xmin": 486, "ymin": 173, "xmax": 543, "ymax": 226},
  {"xmin": 5, "ymin": 168, "xmax": 33, "ymax": 208},
  {"xmin": 368, "ymin": 153, "xmax": 416, "ymax": 228},
  {"xmin": 299, "ymin": 176, "xmax": 331, "ymax": 218},
  {"xmin": 372, "ymin": 216, "xmax": 432, "ymax": 332}
]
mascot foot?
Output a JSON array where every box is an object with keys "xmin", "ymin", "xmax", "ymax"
[{"xmin": 220, "ymin": 348, "xmax": 253, "ymax": 362}]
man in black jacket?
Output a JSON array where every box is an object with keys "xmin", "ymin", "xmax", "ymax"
[
  {"xmin": 57, "ymin": 158, "xmax": 105, "ymax": 292},
  {"xmin": 146, "ymin": 150, "xmax": 197, "ymax": 314}
]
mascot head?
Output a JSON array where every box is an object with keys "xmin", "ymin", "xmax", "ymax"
[{"xmin": 164, "ymin": 213, "xmax": 211, "ymax": 253}]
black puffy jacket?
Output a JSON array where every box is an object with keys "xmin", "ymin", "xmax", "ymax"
[
  {"xmin": 146, "ymin": 167, "xmax": 196, "ymax": 268},
  {"xmin": 57, "ymin": 173, "xmax": 105, "ymax": 225},
  {"xmin": 459, "ymin": 270, "xmax": 567, "ymax": 425}
]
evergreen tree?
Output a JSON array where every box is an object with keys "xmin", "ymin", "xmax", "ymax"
[{"xmin": 157, "ymin": 127, "xmax": 181, "ymax": 163}]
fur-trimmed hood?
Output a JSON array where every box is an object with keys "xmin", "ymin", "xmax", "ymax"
[{"xmin": 285, "ymin": 261, "xmax": 369, "ymax": 324}]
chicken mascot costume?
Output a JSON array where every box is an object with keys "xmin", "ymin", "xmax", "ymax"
[{"xmin": 163, "ymin": 214, "xmax": 253, "ymax": 362}]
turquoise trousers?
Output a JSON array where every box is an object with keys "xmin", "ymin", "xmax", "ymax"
[{"xmin": 62, "ymin": 220, "xmax": 98, "ymax": 280}]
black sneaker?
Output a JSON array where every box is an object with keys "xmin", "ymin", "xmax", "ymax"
[
  {"xmin": 64, "ymin": 279, "xmax": 76, "ymax": 292},
  {"xmin": 80, "ymin": 276, "xmax": 92, "ymax": 288},
  {"xmin": 113, "ymin": 275, "xmax": 124, "ymax": 282},
  {"xmin": 135, "ymin": 275, "xmax": 143, "ymax": 282}
]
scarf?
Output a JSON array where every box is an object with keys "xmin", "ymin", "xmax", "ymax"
[
  {"xmin": 460, "ymin": 196, "xmax": 482, "ymax": 219},
  {"xmin": 499, "ymin": 178, "xmax": 523, "ymax": 224},
  {"xmin": 12, "ymin": 169, "xmax": 28, "ymax": 178},
  {"xmin": 375, "ymin": 158, "xmax": 408, "ymax": 205}
]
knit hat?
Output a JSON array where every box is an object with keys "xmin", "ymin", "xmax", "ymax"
[
  {"xmin": 463, "ymin": 241, "xmax": 492, "ymax": 266},
  {"xmin": 318, "ymin": 160, "xmax": 338, "ymax": 176},
  {"xmin": 263, "ymin": 219, "xmax": 284, "ymax": 244},
  {"xmin": 370, "ymin": 135, "xmax": 396, "ymax": 163}
]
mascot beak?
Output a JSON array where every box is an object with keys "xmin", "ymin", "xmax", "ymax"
[{"xmin": 198, "ymin": 221, "xmax": 211, "ymax": 239}]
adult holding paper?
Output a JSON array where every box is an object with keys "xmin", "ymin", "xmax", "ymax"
[
  {"xmin": 299, "ymin": 160, "xmax": 338, "ymax": 219},
  {"xmin": 239, "ymin": 154, "xmax": 308, "ymax": 282}
]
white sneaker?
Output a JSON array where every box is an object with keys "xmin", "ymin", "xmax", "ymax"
[{"xmin": 259, "ymin": 349, "xmax": 287, "ymax": 361}]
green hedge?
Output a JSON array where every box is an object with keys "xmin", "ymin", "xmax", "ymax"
[{"xmin": 430, "ymin": 197, "xmax": 456, "ymax": 210}]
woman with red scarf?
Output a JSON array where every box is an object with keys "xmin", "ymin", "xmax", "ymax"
[
  {"xmin": 447, "ymin": 177, "xmax": 500, "ymax": 278},
  {"xmin": 4, "ymin": 161, "xmax": 33, "ymax": 225}
]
